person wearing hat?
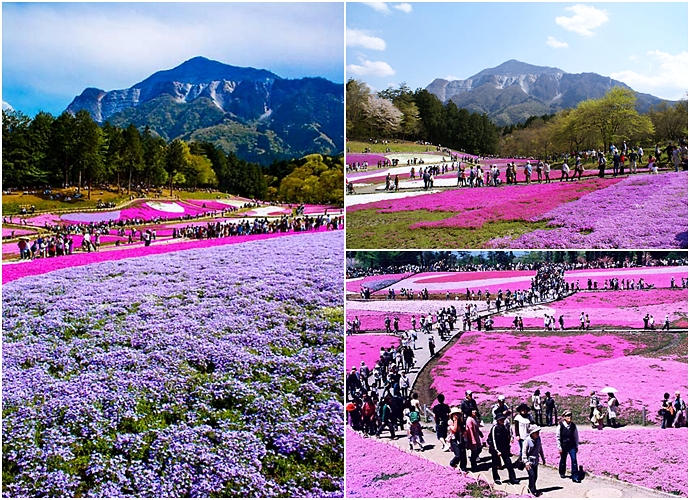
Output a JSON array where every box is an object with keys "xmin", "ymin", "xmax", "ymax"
[
  {"xmin": 514, "ymin": 403, "xmax": 533, "ymax": 460},
  {"xmin": 491, "ymin": 395, "xmax": 510, "ymax": 425},
  {"xmin": 448, "ymin": 407, "xmax": 467, "ymax": 470},
  {"xmin": 521, "ymin": 424, "xmax": 546, "ymax": 497},
  {"xmin": 557, "ymin": 410, "xmax": 580, "ymax": 482},
  {"xmin": 460, "ymin": 390, "xmax": 480, "ymax": 420},
  {"xmin": 488, "ymin": 409, "xmax": 518, "ymax": 485}
]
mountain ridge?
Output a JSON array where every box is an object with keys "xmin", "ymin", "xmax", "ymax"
[
  {"xmin": 65, "ymin": 56, "xmax": 343, "ymax": 165},
  {"xmin": 426, "ymin": 60, "xmax": 667, "ymax": 126}
]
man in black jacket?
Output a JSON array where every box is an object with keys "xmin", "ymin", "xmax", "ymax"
[
  {"xmin": 557, "ymin": 410, "xmax": 580, "ymax": 482},
  {"xmin": 460, "ymin": 390, "xmax": 480, "ymax": 419},
  {"xmin": 488, "ymin": 411, "xmax": 518, "ymax": 485}
]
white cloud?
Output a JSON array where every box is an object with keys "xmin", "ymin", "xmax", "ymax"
[
  {"xmin": 555, "ymin": 4, "xmax": 609, "ymax": 37},
  {"xmin": 610, "ymin": 50, "xmax": 688, "ymax": 100},
  {"xmin": 346, "ymin": 28, "xmax": 386, "ymax": 51},
  {"xmin": 363, "ymin": 2, "xmax": 391, "ymax": 14},
  {"xmin": 2, "ymin": 3, "xmax": 344, "ymax": 112},
  {"xmin": 546, "ymin": 36, "xmax": 569, "ymax": 49},
  {"xmin": 444, "ymin": 75, "xmax": 462, "ymax": 81},
  {"xmin": 394, "ymin": 3, "xmax": 413, "ymax": 14},
  {"xmin": 347, "ymin": 60, "xmax": 395, "ymax": 78},
  {"xmin": 2, "ymin": 101, "xmax": 14, "ymax": 111}
]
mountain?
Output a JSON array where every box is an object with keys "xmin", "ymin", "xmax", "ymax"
[
  {"xmin": 66, "ymin": 57, "xmax": 343, "ymax": 164},
  {"xmin": 426, "ymin": 60, "xmax": 667, "ymax": 126}
]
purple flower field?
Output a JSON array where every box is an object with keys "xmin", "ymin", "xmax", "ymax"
[
  {"xmin": 2, "ymin": 231, "xmax": 344, "ymax": 497},
  {"xmin": 490, "ymin": 172, "xmax": 688, "ymax": 248}
]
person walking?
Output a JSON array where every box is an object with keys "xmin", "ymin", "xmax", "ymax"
[
  {"xmin": 465, "ymin": 408, "xmax": 483, "ymax": 471},
  {"xmin": 428, "ymin": 335, "xmax": 436, "ymax": 357},
  {"xmin": 448, "ymin": 407, "xmax": 468, "ymax": 470},
  {"xmin": 514, "ymin": 403, "xmax": 533, "ymax": 460},
  {"xmin": 591, "ymin": 403, "xmax": 605, "ymax": 430},
  {"xmin": 532, "ymin": 390, "xmax": 543, "ymax": 426},
  {"xmin": 557, "ymin": 410, "xmax": 581, "ymax": 483},
  {"xmin": 544, "ymin": 392, "xmax": 556, "ymax": 426},
  {"xmin": 588, "ymin": 390, "xmax": 599, "ymax": 420},
  {"xmin": 522, "ymin": 424, "xmax": 546, "ymax": 497},
  {"xmin": 488, "ymin": 410, "xmax": 518, "ymax": 485},
  {"xmin": 433, "ymin": 393, "xmax": 451, "ymax": 451}
]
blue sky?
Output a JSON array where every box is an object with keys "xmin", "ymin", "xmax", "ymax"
[
  {"xmin": 347, "ymin": 2, "xmax": 688, "ymax": 100},
  {"xmin": 2, "ymin": 2, "xmax": 344, "ymax": 116}
]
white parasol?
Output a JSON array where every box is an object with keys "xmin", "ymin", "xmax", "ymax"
[{"xmin": 600, "ymin": 386, "xmax": 618, "ymax": 394}]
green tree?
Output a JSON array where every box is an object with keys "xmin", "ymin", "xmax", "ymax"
[
  {"xmin": 164, "ymin": 139, "xmax": 190, "ymax": 196},
  {"xmin": 648, "ymin": 99, "xmax": 688, "ymax": 142},
  {"xmin": 71, "ymin": 110, "xmax": 104, "ymax": 199},
  {"xmin": 575, "ymin": 87, "xmax": 653, "ymax": 152},
  {"xmin": 121, "ymin": 124, "xmax": 144, "ymax": 194},
  {"xmin": 346, "ymin": 79, "xmax": 370, "ymax": 138}
]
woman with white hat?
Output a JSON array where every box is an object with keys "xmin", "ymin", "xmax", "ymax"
[{"xmin": 521, "ymin": 424, "xmax": 546, "ymax": 497}]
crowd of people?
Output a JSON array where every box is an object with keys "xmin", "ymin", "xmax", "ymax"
[
  {"xmin": 348, "ymin": 367, "xmax": 688, "ymax": 497},
  {"xmin": 14, "ymin": 213, "xmax": 343, "ymax": 260}
]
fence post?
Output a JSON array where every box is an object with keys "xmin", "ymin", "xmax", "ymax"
[{"xmin": 642, "ymin": 406, "xmax": 646, "ymax": 426}]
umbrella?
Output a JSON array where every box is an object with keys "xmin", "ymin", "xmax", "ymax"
[
  {"xmin": 600, "ymin": 386, "xmax": 618, "ymax": 394},
  {"xmin": 345, "ymin": 403, "xmax": 356, "ymax": 412}
]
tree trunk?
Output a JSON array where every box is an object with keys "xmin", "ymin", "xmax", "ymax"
[
  {"xmin": 78, "ymin": 170, "xmax": 82, "ymax": 194},
  {"xmin": 128, "ymin": 166, "xmax": 132, "ymax": 195}
]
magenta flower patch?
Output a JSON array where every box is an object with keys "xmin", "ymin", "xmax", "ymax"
[
  {"xmin": 346, "ymin": 429, "xmax": 492, "ymax": 497},
  {"xmin": 430, "ymin": 331, "xmax": 637, "ymax": 405},
  {"xmin": 541, "ymin": 427, "xmax": 688, "ymax": 495},
  {"xmin": 346, "ymin": 334, "xmax": 401, "ymax": 369}
]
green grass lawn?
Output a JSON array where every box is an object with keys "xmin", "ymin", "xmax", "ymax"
[
  {"xmin": 346, "ymin": 140, "xmax": 462, "ymax": 155},
  {"xmin": 345, "ymin": 208, "xmax": 552, "ymax": 248}
]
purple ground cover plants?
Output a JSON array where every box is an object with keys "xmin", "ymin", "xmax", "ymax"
[
  {"xmin": 490, "ymin": 172, "xmax": 688, "ymax": 249},
  {"xmin": 2, "ymin": 231, "xmax": 344, "ymax": 497}
]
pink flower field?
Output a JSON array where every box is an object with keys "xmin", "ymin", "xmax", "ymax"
[
  {"xmin": 346, "ymin": 429, "xmax": 494, "ymax": 498},
  {"xmin": 430, "ymin": 331, "xmax": 638, "ymax": 404},
  {"xmin": 346, "ymin": 334, "xmax": 401, "ymax": 369},
  {"xmin": 377, "ymin": 271, "xmax": 536, "ymax": 294},
  {"xmin": 541, "ymin": 427, "xmax": 688, "ymax": 495},
  {"xmin": 347, "ymin": 177, "xmax": 621, "ymax": 228},
  {"xmin": 493, "ymin": 289, "xmax": 687, "ymax": 329},
  {"xmin": 493, "ymin": 355, "xmax": 688, "ymax": 418},
  {"xmin": 2, "ymin": 227, "xmax": 36, "ymax": 238},
  {"xmin": 563, "ymin": 266, "xmax": 687, "ymax": 289}
]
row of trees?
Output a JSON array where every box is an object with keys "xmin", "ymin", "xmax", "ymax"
[
  {"xmin": 500, "ymin": 88, "xmax": 688, "ymax": 158},
  {"xmin": 2, "ymin": 109, "xmax": 343, "ymax": 205},
  {"xmin": 348, "ymin": 250, "xmax": 687, "ymax": 270},
  {"xmin": 346, "ymin": 80, "xmax": 500, "ymax": 155}
]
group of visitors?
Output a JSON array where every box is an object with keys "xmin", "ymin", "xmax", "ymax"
[{"xmin": 659, "ymin": 391, "xmax": 687, "ymax": 428}]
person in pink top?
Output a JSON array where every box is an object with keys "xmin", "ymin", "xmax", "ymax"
[{"xmin": 465, "ymin": 408, "xmax": 484, "ymax": 471}]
